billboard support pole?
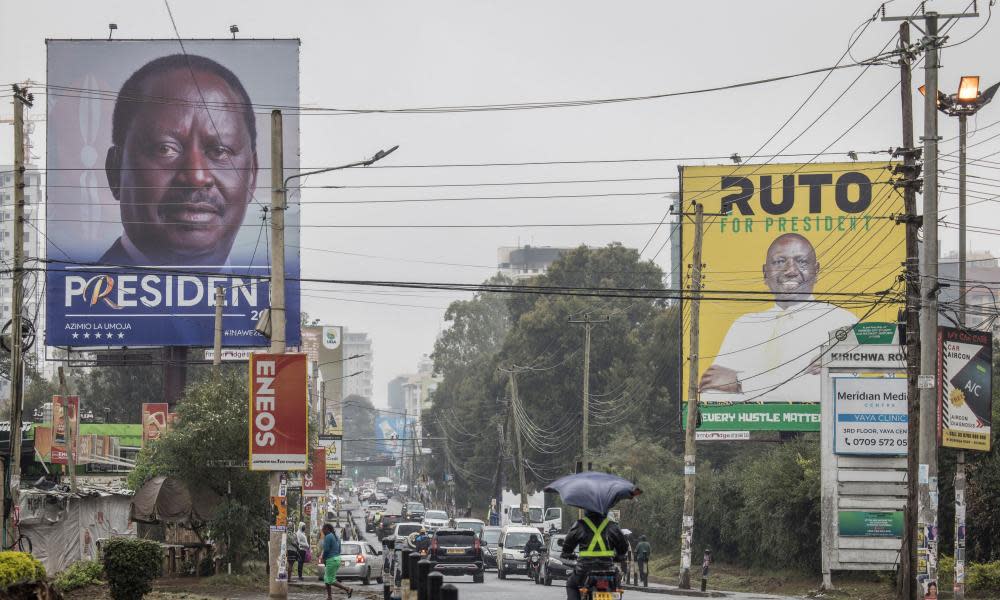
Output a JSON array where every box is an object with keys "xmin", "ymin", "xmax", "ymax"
[
  {"xmin": 268, "ymin": 109, "xmax": 288, "ymax": 599},
  {"xmin": 894, "ymin": 21, "xmax": 921, "ymax": 600},
  {"xmin": 59, "ymin": 367, "xmax": 76, "ymax": 493},
  {"xmin": 6, "ymin": 85, "xmax": 32, "ymax": 542},
  {"xmin": 679, "ymin": 202, "xmax": 703, "ymax": 590}
]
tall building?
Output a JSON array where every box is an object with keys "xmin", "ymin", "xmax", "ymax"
[
  {"xmin": 498, "ymin": 245, "xmax": 575, "ymax": 280},
  {"xmin": 342, "ymin": 329, "xmax": 374, "ymax": 399},
  {"xmin": 387, "ymin": 375, "xmax": 407, "ymax": 412},
  {"xmin": 0, "ymin": 166, "xmax": 44, "ymax": 403}
]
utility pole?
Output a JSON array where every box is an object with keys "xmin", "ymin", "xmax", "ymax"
[
  {"xmin": 267, "ymin": 109, "xmax": 288, "ymax": 600},
  {"xmin": 58, "ymin": 367, "xmax": 77, "ymax": 493},
  {"xmin": 506, "ymin": 370, "xmax": 529, "ymax": 525},
  {"xmin": 916, "ymin": 15, "xmax": 941, "ymax": 598},
  {"xmin": 894, "ymin": 21, "xmax": 921, "ymax": 600},
  {"xmin": 6, "ymin": 85, "xmax": 33, "ymax": 539},
  {"xmin": 567, "ymin": 314, "xmax": 609, "ymax": 469},
  {"xmin": 213, "ymin": 285, "xmax": 224, "ymax": 378},
  {"xmin": 679, "ymin": 202, "xmax": 703, "ymax": 590}
]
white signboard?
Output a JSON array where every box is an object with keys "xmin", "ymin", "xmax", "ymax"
[
  {"xmin": 203, "ymin": 348, "xmax": 254, "ymax": 361},
  {"xmin": 695, "ymin": 431, "xmax": 751, "ymax": 441},
  {"xmin": 833, "ymin": 376, "xmax": 907, "ymax": 456}
]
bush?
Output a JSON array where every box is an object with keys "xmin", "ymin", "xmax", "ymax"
[
  {"xmin": 54, "ymin": 559, "xmax": 104, "ymax": 592},
  {"xmin": 102, "ymin": 538, "xmax": 163, "ymax": 600},
  {"xmin": 968, "ymin": 560, "xmax": 1000, "ymax": 593},
  {"xmin": 0, "ymin": 551, "xmax": 45, "ymax": 588}
]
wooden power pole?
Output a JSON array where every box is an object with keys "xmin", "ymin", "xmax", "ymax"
[
  {"xmin": 679, "ymin": 202, "xmax": 703, "ymax": 589},
  {"xmin": 507, "ymin": 370, "xmax": 530, "ymax": 525},
  {"xmin": 568, "ymin": 314, "xmax": 609, "ymax": 470}
]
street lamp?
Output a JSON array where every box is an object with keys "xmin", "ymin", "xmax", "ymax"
[
  {"xmin": 919, "ymin": 75, "xmax": 999, "ymax": 600},
  {"xmin": 919, "ymin": 77, "xmax": 1000, "ymax": 326}
]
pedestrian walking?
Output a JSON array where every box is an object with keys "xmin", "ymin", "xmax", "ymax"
[
  {"xmin": 635, "ymin": 535, "xmax": 651, "ymax": 587},
  {"xmin": 292, "ymin": 522, "xmax": 309, "ymax": 580},
  {"xmin": 319, "ymin": 522, "xmax": 353, "ymax": 599}
]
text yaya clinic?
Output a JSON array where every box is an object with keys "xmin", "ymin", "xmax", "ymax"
[{"xmin": 62, "ymin": 273, "xmax": 264, "ymax": 309}]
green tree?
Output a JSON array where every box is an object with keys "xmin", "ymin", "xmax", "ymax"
[
  {"xmin": 129, "ymin": 370, "xmax": 268, "ymax": 567},
  {"xmin": 76, "ymin": 366, "xmax": 163, "ymax": 423}
]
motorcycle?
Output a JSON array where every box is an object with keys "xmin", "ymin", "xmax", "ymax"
[
  {"xmin": 526, "ymin": 550, "xmax": 541, "ymax": 583},
  {"xmin": 578, "ymin": 564, "xmax": 622, "ymax": 600}
]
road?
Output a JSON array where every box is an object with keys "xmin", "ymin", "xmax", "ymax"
[{"xmin": 329, "ymin": 498, "xmax": 806, "ymax": 600}]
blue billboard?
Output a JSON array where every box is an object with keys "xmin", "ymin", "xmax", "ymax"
[
  {"xmin": 45, "ymin": 40, "xmax": 300, "ymax": 347},
  {"xmin": 376, "ymin": 416, "xmax": 412, "ymax": 454}
]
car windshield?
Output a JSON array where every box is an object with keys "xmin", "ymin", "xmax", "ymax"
[
  {"xmin": 425, "ymin": 511, "xmax": 448, "ymax": 520},
  {"xmin": 341, "ymin": 543, "xmax": 362, "ymax": 555},
  {"xmin": 397, "ymin": 524, "xmax": 422, "ymax": 537},
  {"xmin": 509, "ymin": 508, "xmax": 544, "ymax": 523},
  {"xmin": 455, "ymin": 521, "xmax": 484, "ymax": 535},
  {"xmin": 504, "ymin": 532, "xmax": 536, "ymax": 548},
  {"xmin": 407, "ymin": 503, "xmax": 425, "ymax": 512},
  {"xmin": 483, "ymin": 529, "xmax": 501, "ymax": 544},
  {"xmin": 549, "ymin": 536, "xmax": 565, "ymax": 552}
]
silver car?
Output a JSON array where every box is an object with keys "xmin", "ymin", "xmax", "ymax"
[{"xmin": 336, "ymin": 541, "xmax": 385, "ymax": 585}]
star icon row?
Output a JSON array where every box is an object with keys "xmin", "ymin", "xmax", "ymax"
[{"xmin": 70, "ymin": 332, "xmax": 126, "ymax": 340}]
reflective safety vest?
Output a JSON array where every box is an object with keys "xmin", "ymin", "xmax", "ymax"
[{"xmin": 578, "ymin": 517, "xmax": 616, "ymax": 558}]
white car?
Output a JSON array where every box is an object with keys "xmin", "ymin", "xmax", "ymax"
[{"xmin": 422, "ymin": 510, "xmax": 450, "ymax": 531}]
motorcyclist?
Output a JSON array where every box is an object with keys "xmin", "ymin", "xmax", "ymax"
[
  {"xmin": 413, "ymin": 527, "xmax": 432, "ymax": 554},
  {"xmin": 523, "ymin": 533, "xmax": 544, "ymax": 557},
  {"xmin": 560, "ymin": 510, "xmax": 629, "ymax": 600}
]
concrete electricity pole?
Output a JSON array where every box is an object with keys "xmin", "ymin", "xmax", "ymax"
[
  {"xmin": 568, "ymin": 314, "xmax": 609, "ymax": 470},
  {"xmin": 268, "ymin": 109, "xmax": 288, "ymax": 599},
  {"xmin": 213, "ymin": 285, "xmax": 224, "ymax": 378},
  {"xmin": 679, "ymin": 202, "xmax": 704, "ymax": 590},
  {"xmin": 506, "ymin": 370, "xmax": 530, "ymax": 525},
  {"xmin": 6, "ymin": 85, "xmax": 33, "ymax": 535}
]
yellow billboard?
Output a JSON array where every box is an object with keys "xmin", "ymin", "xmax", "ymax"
[{"xmin": 680, "ymin": 162, "xmax": 905, "ymax": 431}]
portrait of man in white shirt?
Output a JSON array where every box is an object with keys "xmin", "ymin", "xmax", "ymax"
[{"xmin": 699, "ymin": 233, "xmax": 857, "ymax": 402}]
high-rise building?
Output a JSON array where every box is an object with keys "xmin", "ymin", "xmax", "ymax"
[
  {"xmin": 0, "ymin": 166, "xmax": 44, "ymax": 403},
  {"xmin": 498, "ymin": 245, "xmax": 576, "ymax": 280},
  {"xmin": 342, "ymin": 330, "xmax": 374, "ymax": 399},
  {"xmin": 939, "ymin": 250, "xmax": 1000, "ymax": 329},
  {"xmin": 387, "ymin": 375, "xmax": 407, "ymax": 412}
]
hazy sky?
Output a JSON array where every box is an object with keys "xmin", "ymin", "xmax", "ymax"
[{"xmin": 3, "ymin": 1, "xmax": 999, "ymax": 407}]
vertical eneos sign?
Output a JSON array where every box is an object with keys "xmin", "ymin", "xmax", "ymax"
[
  {"xmin": 250, "ymin": 353, "xmax": 308, "ymax": 470},
  {"xmin": 45, "ymin": 39, "xmax": 301, "ymax": 348},
  {"xmin": 938, "ymin": 327, "xmax": 992, "ymax": 451},
  {"xmin": 679, "ymin": 162, "xmax": 904, "ymax": 431},
  {"xmin": 303, "ymin": 448, "xmax": 326, "ymax": 496}
]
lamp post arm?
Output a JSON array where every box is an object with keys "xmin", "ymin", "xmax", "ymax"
[{"xmin": 281, "ymin": 145, "xmax": 399, "ymax": 191}]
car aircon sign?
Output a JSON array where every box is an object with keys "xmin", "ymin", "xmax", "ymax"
[{"xmin": 249, "ymin": 353, "xmax": 308, "ymax": 471}]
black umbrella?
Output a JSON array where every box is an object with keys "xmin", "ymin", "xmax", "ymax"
[{"xmin": 544, "ymin": 471, "xmax": 641, "ymax": 515}]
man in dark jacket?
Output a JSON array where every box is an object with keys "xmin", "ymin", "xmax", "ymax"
[{"xmin": 560, "ymin": 511, "xmax": 629, "ymax": 600}]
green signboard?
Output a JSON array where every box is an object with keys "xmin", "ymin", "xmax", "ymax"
[
  {"xmin": 682, "ymin": 402, "xmax": 820, "ymax": 432},
  {"xmin": 852, "ymin": 322, "xmax": 898, "ymax": 345},
  {"xmin": 838, "ymin": 510, "xmax": 904, "ymax": 538}
]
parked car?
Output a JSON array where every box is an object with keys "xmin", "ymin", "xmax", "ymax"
[
  {"xmin": 481, "ymin": 526, "xmax": 502, "ymax": 570},
  {"xmin": 402, "ymin": 501, "xmax": 426, "ymax": 522},
  {"xmin": 538, "ymin": 534, "xmax": 571, "ymax": 586},
  {"xmin": 428, "ymin": 528, "xmax": 484, "ymax": 583},
  {"xmin": 497, "ymin": 525, "xmax": 544, "ymax": 579},
  {"xmin": 422, "ymin": 510, "xmax": 450, "ymax": 531},
  {"xmin": 337, "ymin": 541, "xmax": 385, "ymax": 586}
]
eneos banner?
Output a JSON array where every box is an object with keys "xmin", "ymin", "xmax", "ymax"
[
  {"xmin": 938, "ymin": 327, "xmax": 992, "ymax": 451},
  {"xmin": 680, "ymin": 162, "xmax": 904, "ymax": 431},
  {"xmin": 249, "ymin": 353, "xmax": 308, "ymax": 471},
  {"xmin": 45, "ymin": 40, "xmax": 301, "ymax": 347}
]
